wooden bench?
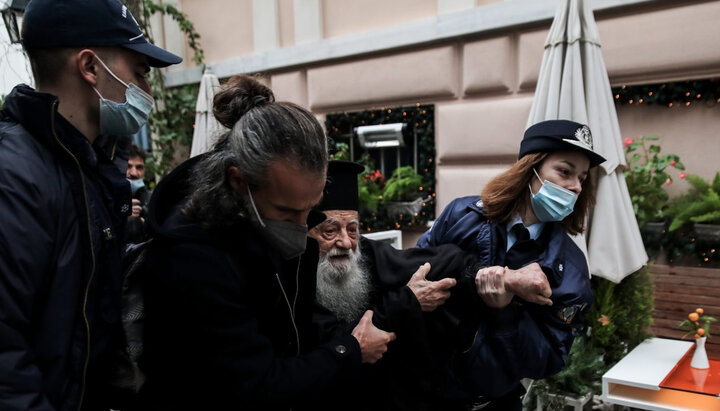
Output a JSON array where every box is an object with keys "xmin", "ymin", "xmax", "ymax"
[{"xmin": 650, "ymin": 264, "xmax": 720, "ymax": 359}]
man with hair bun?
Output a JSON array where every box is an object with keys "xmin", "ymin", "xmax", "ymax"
[
  {"xmin": 137, "ymin": 75, "xmax": 395, "ymax": 410},
  {"xmin": 0, "ymin": 0, "xmax": 181, "ymax": 409}
]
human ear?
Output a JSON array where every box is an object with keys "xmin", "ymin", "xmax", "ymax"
[
  {"xmin": 76, "ymin": 49, "xmax": 99, "ymax": 86},
  {"xmin": 227, "ymin": 166, "xmax": 247, "ymax": 194}
]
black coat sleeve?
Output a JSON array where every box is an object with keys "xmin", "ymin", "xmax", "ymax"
[
  {"xmin": 0, "ymin": 138, "xmax": 64, "ymax": 411},
  {"xmin": 361, "ymin": 237, "xmax": 482, "ymax": 341}
]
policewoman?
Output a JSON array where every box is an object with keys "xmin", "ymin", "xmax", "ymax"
[{"xmin": 417, "ymin": 119, "xmax": 606, "ymax": 410}]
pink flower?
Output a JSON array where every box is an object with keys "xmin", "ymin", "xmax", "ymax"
[
  {"xmin": 666, "ymin": 179, "xmax": 672, "ymax": 186},
  {"xmin": 670, "ymin": 160, "xmax": 677, "ymax": 166},
  {"xmin": 623, "ymin": 138, "xmax": 634, "ymax": 147},
  {"xmin": 680, "ymin": 172, "xmax": 687, "ymax": 179}
]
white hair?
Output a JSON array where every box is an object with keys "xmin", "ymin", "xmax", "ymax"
[{"xmin": 315, "ymin": 246, "xmax": 372, "ymax": 323}]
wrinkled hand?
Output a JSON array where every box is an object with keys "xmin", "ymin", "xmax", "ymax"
[
  {"xmin": 504, "ymin": 262, "xmax": 553, "ymax": 306},
  {"xmin": 475, "ymin": 266, "xmax": 513, "ymax": 308},
  {"xmin": 407, "ymin": 263, "xmax": 457, "ymax": 312},
  {"xmin": 351, "ymin": 310, "xmax": 397, "ymax": 364}
]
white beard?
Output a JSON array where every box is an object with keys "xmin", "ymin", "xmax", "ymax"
[{"xmin": 316, "ymin": 246, "xmax": 372, "ymax": 323}]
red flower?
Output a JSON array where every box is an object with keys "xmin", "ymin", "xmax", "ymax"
[
  {"xmin": 670, "ymin": 160, "xmax": 677, "ymax": 166},
  {"xmin": 666, "ymin": 179, "xmax": 672, "ymax": 186},
  {"xmin": 623, "ymin": 137, "xmax": 634, "ymax": 147},
  {"xmin": 680, "ymin": 172, "xmax": 687, "ymax": 179}
]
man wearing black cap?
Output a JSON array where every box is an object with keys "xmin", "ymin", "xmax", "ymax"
[
  {"xmin": 418, "ymin": 119, "xmax": 605, "ymax": 409},
  {"xmin": 0, "ymin": 1, "xmax": 181, "ymax": 409}
]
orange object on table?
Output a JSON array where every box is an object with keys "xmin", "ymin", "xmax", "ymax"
[{"xmin": 660, "ymin": 348, "xmax": 720, "ymax": 397}]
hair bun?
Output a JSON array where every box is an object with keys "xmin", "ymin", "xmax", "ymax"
[{"xmin": 213, "ymin": 75, "xmax": 275, "ymax": 129}]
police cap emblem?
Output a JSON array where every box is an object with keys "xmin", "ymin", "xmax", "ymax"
[{"xmin": 574, "ymin": 125, "xmax": 593, "ymax": 149}]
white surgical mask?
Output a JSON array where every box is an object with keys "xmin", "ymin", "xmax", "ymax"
[
  {"xmin": 92, "ymin": 56, "xmax": 154, "ymax": 136},
  {"xmin": 246, "ymin": 186, "xmax": 308, "ymax": 260},
  {"xmin": 529, "ymin": 168, "xmax": 578, "ymax": 222}
]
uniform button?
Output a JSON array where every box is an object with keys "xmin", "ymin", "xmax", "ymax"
[{"xmin": 335, "ymin": 345, "xmax": 347, "ymax": 354}]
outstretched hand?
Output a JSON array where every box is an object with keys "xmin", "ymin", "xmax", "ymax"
[
  {"xmin": 351, "ymin": 310, "xmax": 397, "ymax": 364},
  {"xmin": 407, "ymin": 263, "xmax": 457, "ymax": 312}
]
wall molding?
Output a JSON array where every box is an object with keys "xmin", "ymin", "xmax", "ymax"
[{"xmin": 164, "ymin": 0, "xmax": 664, "ymax": 87}]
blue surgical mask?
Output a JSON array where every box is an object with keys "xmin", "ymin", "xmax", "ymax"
[
  {"xmin": 529, "ymin": 168, "xmax": 578, "ymax": 222},
  {"xmin": 93, "ymin": 56, "xmax": 154, "ymax": 136},
  {"xmin": 128, "ymin": 178, "xmax": 145, "ymax": 194},
  {"xmin": 246, "ymin": 186, "xmax": 308, "ymax": 260}
]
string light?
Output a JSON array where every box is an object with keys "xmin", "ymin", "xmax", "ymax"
[
  {"xmin": 326, "ymin": 103, "xmax": 436, "ymax": 233},
  {"xmin": 613, "ymin": 79, "xmax": 719, "ymax": 107}
]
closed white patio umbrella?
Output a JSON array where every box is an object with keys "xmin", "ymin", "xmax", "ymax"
[
  {"xmin": 527, "ymin": 0, "xmax": 647, "ymax": 283},
  {"xmin": 190, "ymin": 67, "xmax": 225, "ymax": 157}
]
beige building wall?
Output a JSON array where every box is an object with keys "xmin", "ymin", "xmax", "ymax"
[
  {"xmin": 179, "ymin": 0, "xmax": 254, "ymax": 65},
  {"xmin": 164, "ymin": 0, "xmax": 720, "ymax": 235},
  {"xmin": 322, "ymin": 0, "xmax": 437, "ymax": 38}
]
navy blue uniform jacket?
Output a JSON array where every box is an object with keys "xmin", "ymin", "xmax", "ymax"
[{"xmin": 417, "ymin": 196, "xmax": 593, "ymax": 398}]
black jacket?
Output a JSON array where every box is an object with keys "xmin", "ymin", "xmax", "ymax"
[
  {"xmin": 137, "ymin": 156, "xmax": 361, "ymax": 410},
  {"xmin": 0, "ymin": 85, "xmax": 131, "ymax": 411},
  {"xmin": 317, "ymin": 237, "xmax": 479, "ymax": 411}
]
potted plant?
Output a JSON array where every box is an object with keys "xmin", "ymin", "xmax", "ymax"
[
  {"xmin": 678, "ymin": 308, "xmax": 717, "ymax": 369},
  {"xmin": 662, "ymin": 172, "xmax": 720, "ymax": 265},
  {"xmin": 382, "ymin": 166, "xmax": 424, "ymax": 217},
  {"xmin": 624, "ymin": 135, "xmax": 685, "ymax": 229},
  {"xmin": 358, "ymin": 169, "xmax": 384, "ymax": 213},
  {"xmin": 664, "ymin": 172, "xmax": 720, "ymax": 231}
]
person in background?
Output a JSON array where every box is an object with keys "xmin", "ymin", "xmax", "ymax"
[
  {"xmin": 0, "ymin": 0, "xmax": 182, "ymax": 409},
  {"xmin": 417, "ymin": 119, "xmax": 606, "ymax": 410},
  {"xmin": 126, "ymin": 144, "xmax": 150, "ymax": 243},
  {"xmin": 136, "ymin": 76, "xmax": 395, "ymax": 411}
]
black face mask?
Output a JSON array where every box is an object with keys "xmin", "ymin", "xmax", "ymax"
[{"xmin": 247, "ymin": 186, "xmax": 307, "ymax": 260}]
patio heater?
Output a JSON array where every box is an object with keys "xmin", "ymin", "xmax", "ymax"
[
  {"xmin": 355, "ymin": 123, "xmax": 417, "ymax": 176},
  {"xmin": 1, "ymin": 0, "xmax": 28, "ymax": 44}
]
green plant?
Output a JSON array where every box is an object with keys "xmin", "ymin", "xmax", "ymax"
[
  {"xmin": 588, "ymin": 268, "xmax": 654, "ymax": 365},
  {"xmin": 528, "ymin": 266, "xmax": 654, "ymax": 410},
  {"xmin": 382, "ymin": 166, "xmax": 423, "ymax": 202},
  {"xmin": 329, "ymin": 142, "xmax": 350, "ymax": 161},
  {"xmin": 358, "ymin": 169, "xmax": 384, "ymax": 213},
  {"xmin": 126, "ymin": 0, "xmax": 205, "ymax": 178},
  {"xmin": 144, "ymin": 83, "xmax": 199, "ymax": 177},
  {"xmin": 529, "ymin": 336, "xmax": 604, "ymax": 410},
  {"xmin": 624, "ymin": 135, "xmax": 685, "ymax": 228},
  {"xmin": 664, "ymin": 172, "xmax": 720, "ymax": 231}
]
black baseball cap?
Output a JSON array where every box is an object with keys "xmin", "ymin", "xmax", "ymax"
[
  {"xmin": 317, "ymin": 161, "xmax": 365, "ymax": 212},
  {"xmin": 519, "ymin": 120, "xmax": 606, "ymax": 167},
  {"xmin": 22, "ymin": 0, "xmax": 182, "ymax": 68}
]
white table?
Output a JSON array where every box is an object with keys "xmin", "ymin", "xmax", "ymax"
[{"xmin": 602, "ymin": 337, "xmax": 720, "ymax": 410}]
